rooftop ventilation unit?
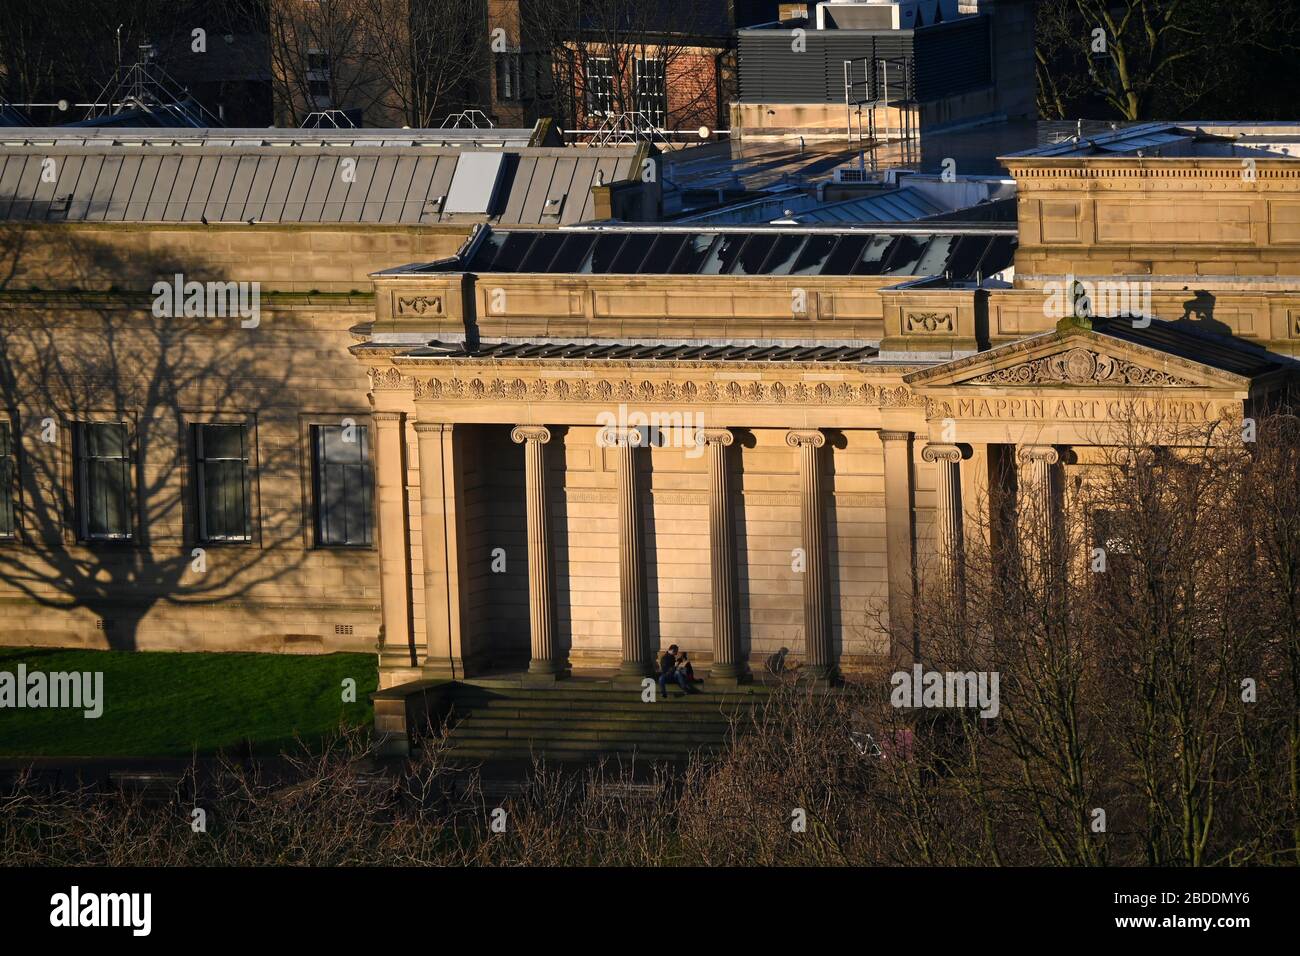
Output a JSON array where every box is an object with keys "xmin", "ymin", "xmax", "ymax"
[{"xmin": 816, "ymin": 0, "xmax": 957, "ymax": 30}]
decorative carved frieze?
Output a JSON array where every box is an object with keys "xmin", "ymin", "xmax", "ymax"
[
  {"xmin": 906, "ymin": 311, "xmax": 954, "ymax": 333},
  {"xmin": 967, "ymin": 348, "xmax": 1197, "ymax": 387},
  {"xmin": 406, "ymin": 374, "xmax": 891, "ymax": 406}
]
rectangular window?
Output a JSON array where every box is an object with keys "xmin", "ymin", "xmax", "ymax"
[
  {"xmin": 634, "ymin": 56, "xmax": 667, "ymax": 128},
  {"xmin": 74, "ymin": 422, "xmax": 132, "ymax": 541},
  {"xmin": 496, "ymin": 51, "xmax": 522, "ymax": 102},
  {"xmin": 585, "ymin": 56, "xmax": 614, "ymax": 117},
  {"xmin": 194, "ymin": 424, "xmax": 252, "ymax": 543},
  {"xmin": 0, "ymin": 422, "xmax": 15, "ymax": 539},
  {"xmin": 312, "ymin": 423, "xmax": 373, "ymax": 547},
  {"xmin": 307, "ymin": 49, "xmax": 332, "ymax": 106}
]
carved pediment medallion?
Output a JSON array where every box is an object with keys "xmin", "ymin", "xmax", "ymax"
[{"xmin": 966, "ymin": 348, "xmax": 1197, "ymax": 387}]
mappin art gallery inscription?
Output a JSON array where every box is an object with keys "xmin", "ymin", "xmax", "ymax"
[{"xmin": 952, "ymin": 397, "xmax": 1220, "ymax": 423}]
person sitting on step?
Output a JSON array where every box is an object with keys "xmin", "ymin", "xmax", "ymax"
[
  {"xmin": 658, "ymin": 644, "xmax": 690, "ymax": 697},
  {"xmin": 676, "ymin": 652, "xmax": 698, "ymax": 685}
]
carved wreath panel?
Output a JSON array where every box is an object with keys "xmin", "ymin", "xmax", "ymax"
[
  {"xmin": 966, "ymin": 348, "xmax": 1197, "ymax": 387},
  {"xmin": 905, "ymin": 311, "xmax": 954, "ymax": 334}
]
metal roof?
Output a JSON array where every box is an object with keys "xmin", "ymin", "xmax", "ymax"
[
  {"xmin": 1097, "ymin": 317, "xmax": 1287, "ymax": 379},
  {"xmin": 781, "ymin": 186, "xmax": 951, "ymax": 224},
  {"xmin": 406, "ymin": 340, "xmax": 880, "ymax": 363},
  {"xmin": 0, "ymin": 143, "xmax": 640, "ymax": 225},
  {"xmin": 0, "ymin": 126, "xmax": 542, "ymax": 148},
  {"xmin": 408, "ymin": 225, "xmax": 1015, "ymax": 280}
]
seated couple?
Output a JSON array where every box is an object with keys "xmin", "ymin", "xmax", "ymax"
[{"xmin": 657, "ymin": 645, "xmax": 700, "ymax": 696}]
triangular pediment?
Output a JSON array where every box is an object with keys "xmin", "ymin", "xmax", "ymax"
[{"xmin": 904, "ymin": 323, "xmax": 1257, "ymax": 392}]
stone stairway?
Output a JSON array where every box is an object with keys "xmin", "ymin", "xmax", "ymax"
[{"xmin": 416, "ymin": 676, "xmax": 773, "ymax": 765}]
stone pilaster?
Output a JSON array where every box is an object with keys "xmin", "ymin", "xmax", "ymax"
[
  {"xmin": 512, "ymin": 425, "xmax": 560, "ymax": 679},
  {"xmin": 922, "ymin": 443, "xmax": 965, "ymax": 603},
  {"xmin": 414, "ymin": 421, "xmax": 469, "ymax": 679},
  {"xmin": 702, "ymin": 428, "xmax": 744, "ymax": 683},
  {"xmin": 881, "ymin": 430, "xmax": 917, "ymax": 660},
  {"xmin": 601, "ymin": 425, "xmax": 652, "ymax": 678},
  {"xmin": 787, "ymin": 429, "xmax": 833, "ymax": 682},
  {"xmin": 373, "ymin": 411, "xmax": 416, "ymax": 668}
]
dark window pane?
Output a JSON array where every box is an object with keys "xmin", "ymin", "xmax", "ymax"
[
  {"xmin": 852, "ymin": 235, "xmax": 895, "ymax": 275},
  {"xmin": 821, "ymin": 234, "xmax": 869, "ymax": 275},
  {"xmin": 668, "ymin": 234, "xmax": 717, "ymax": 273},
  {"xmin": 488, "ymin": 232, "xmax": 534, "ymax": 272},
  {"xmin": 763, "ymin": 235, "xmax": 806, "ymax": 275},
  {"xmin": 638, "ymin": 235, "xmax": 685, "ymax": 273},
  {"xmin": 519, "ymin": 232, "xmax": 566, "ymax": 272},
  {"xmin": 790, "ymin": 235, "xmax": 838, "ymax": 275},
  {"xmin": 943, "ymin": 236, "xmax": 987, "ymax": 281},
  {"xmin": 578, "ymin": 234, "xmax": 625, "ymax": 274},
  {"xmin": 547, "ymin": 233, "xmax": 595, "ymax": 271},
  {"xmin": 196, "ymin": 424, "xmax": 251, "ymax": 542},
  {"xmin": 913, "ymin": 235, "xmax": 958, "ymax": 276},
  {"xmin": 975, "ymin": 236, "xmax": 1015, "ymax": 277},
  {"xmin": 880, "ymin": 234, "xmax": 927, "ymax": 275},
  {"xmin": 611, "ymin": 234, "xmax": 655, "ymax": 273},
  {"xmin": 314, "ymin": 424, "xmax": 373, "ymax": 547},
  {"xmin": 730, "ymin": 234, "xmax": 777, "ymax": 275},
  {"xmin": 77, "ymin": 422, "xmax": 131, "ymax": 540},
  {"xmin": 466, "ymin": 230, "xmax": 506, "ymax": 271},
  {"xmin": 700, "ymin": 233, "xmax": 745, "ymax": 275}
]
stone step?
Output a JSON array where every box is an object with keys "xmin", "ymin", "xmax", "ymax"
[
  {"xmin": 448, "ymin": 692, "xmax": 755, "ymax": 714},
  {"xmin": 441, "ymin": 740, "xmax": 720, "ymax": 762},
  {"xmin": 450, "ymin": 701, "xmax": 740, "ymax": 721},
  {"xmin": 451, "ymin": 711, "xmax": 735, "ymax": 731},
  {"xmin": 451, "ymin": 721, "xmax": 729, "ymax": 744}
]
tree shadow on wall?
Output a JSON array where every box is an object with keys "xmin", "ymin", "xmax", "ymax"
[{"xmin": 0, "ymin": 224, "xmax": 309, "ymax": 650}]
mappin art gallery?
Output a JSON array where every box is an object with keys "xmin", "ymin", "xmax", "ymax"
[{"xmin": 0, "ymin": 120, "xmax": 1297, "ymax": 710}]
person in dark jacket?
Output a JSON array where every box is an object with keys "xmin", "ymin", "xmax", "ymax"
[{"xmin": 658, "ymin": 644, "xmax": 689, "ymax": 696}]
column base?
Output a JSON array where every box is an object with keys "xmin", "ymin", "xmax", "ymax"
[
  {"xmin": 707, "ymin": 663, "xmax": 750, "ymax": 687},
  {"xmin": 523, "ymin": 660, "xmax": 564, "ymax": 683},
  {"xmin": 422, "ymin": 658, "xmax": 467, "ymax": 682}
]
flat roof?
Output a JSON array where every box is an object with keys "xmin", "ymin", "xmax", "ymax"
[{"xmin": 1004, "ymin": 122, "xmax": 1300, "ymax": 161}]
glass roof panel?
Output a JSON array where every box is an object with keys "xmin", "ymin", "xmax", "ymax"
[
  {"xmin": 790, "ymin": 234, "xmax": 838, "ymax": 275},
  {"xmin": 639, "ymin": 234, "xmax": 686, "ymax": 273},
  {"xmin": 548, "ymin": 233, "xmax": 595, "ymax": 272},
  {"xmin": 821, "ymin": 234, "xmax": 869, "ymax": 275},
  {"xmin": 763, "ymin": 235, "xmax": 806, "ymax": 275},
  {"xmin": 669, "ymin": 234, "xmax": 718, "ymax": 273},
  {"xmin": 730, "ymin": 234, "xmax": 777, "ymax": 275}
]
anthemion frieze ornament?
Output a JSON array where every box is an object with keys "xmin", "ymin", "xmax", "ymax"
[
  {"xmin": 405, "ymin": 374, "xmax": 888, "ymax": 406},
  {"xmin": 967, "ymin": 348, "xmax": 1198, "ymax": 387}
]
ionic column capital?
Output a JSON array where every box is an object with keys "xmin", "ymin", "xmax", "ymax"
[
  {"xmin": 511, "ymin": 425, "xmax": 552, "ymax": 445},
  {"xmin": 786, "ymin": 429, "xmax": 826, "ymax": 449},
  {"xmin": 922, "ymin": 443, "xmax": 964, "ymax": 464},
  {"xmin": 700, "ymin": 428, "xmax": 734, "ymax": 447},
  {"xmin": 1017, "ymin": 444, "xmax": 1060, "ymax": 466},
  {"xmin": 597, "ymin": 425, "xmax": 648, "ymax": 449}
]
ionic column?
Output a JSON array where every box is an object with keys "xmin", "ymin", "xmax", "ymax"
[
  {"xmin": 1016, "ymin": 444, "xmax": 1061, "ymax": 573},
  {"xmin": 702, "ymin": 429, "xmax": 743, "ymax": 683},
  {"xmin": 512, "ymin": 426, "xmax": 560, "ymax": 678},
  {"xmin": 922, "ymin": 443, "xmax": 965, "ymax": 602},
  {"xmin": 787, "ymin": 429, "xmax": 833, "ymax": 682},
  {"xmin": 373, "ymin": 411, "xmax": 415, "ymax": 667},
  {"xmin": 414, "ymin": 421, "xmax": 469, "ymax": 679},
  {"xmin": 602, "ymin": 426, "xmax": 652, "ymax": 677}
]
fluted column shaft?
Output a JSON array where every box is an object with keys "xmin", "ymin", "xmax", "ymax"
[
  {"xmin": 602, "ymin": 426, "xmax": 651, "ymax": 676},
  {"xmin": 512, "ymin": 426, "xmax": 558, "ymax": 677},
  {"xmin": 703, "ymin": 429, "xmax": 742, "ymax": 682},
  {"xmin": 1017, "ymin": 444, "xmax": 1061, "ymax": 575},
  {"xmin": 922, "ymin": 443, "xmax": 964, "ymax": 603},
  {"xmin": 373, "ymin": 411, "xmax": 415, "ymax": 664},
  {"xmin": 787, "ymin": 429, "xmax": 832, "ymax": 681}
]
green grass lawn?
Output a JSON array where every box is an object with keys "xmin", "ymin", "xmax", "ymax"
[{"xmin": 0, "ymin": 647, "xmax": 377, "ymax": 758}]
